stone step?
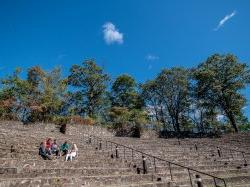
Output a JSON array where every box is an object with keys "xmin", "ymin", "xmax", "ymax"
[
  {"xmin": 117, "ymin": 156, "xmax": 247, "ymax": 167},
  {"xmin": 1, "ymin": 121, "xmax": 250, "ymax": 187},
  {"xmin": 174, "ymin": 174, "xmax": 250, "ymax": 187},
  {"xmin": 152, "ymin": 168, "xmax": 250, "ymax": 179},
  {"xmin": 0, "ymin": 174, "xmax": 162, "ymax": 187},
  {"xmin": 147, "ymin": 164, "xmax": 249, "ymax": 173},
  {"xmin": 0, "ymin": 157, "xmax": 125, "ymax": 163},
  {"xmin": 0, "ymin": 159, "xmax": 128, "ymax": 168},
  {"xmin": 113, "ymin": 181, "xmax": 176, "ymax": 187},
  {"xmin": 0, "ymin": 167, "xmax": 133, "ymax": 178}
]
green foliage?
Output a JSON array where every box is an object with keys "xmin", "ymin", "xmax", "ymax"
[
  {"xmin": 0, "ymin": 67, "xmax": 67, "ymax": 122},
  {"xmin": 154, "ymin": 67, "xmax": 191, "ymax": 133},
  {"xmin": 0, "ymin": 53, "xmax": 249, "ymax": 136},
  {"xmin": 238, "ymin": 123, "xmax": 250, "ymax": 131},
  {"xmin": 140, "ymin": 80, "xmax": 166, "ymax": 131},
  {"xmin": 129, "ymin": 109, "xmax": 148, "ymax": 125},
  {"xmin": 111, "ymin": 74, "xmax": 142, "ymax": 109},
  {"xmin": 39, "ymin": 67, "xmax": 67, "ymax": 121},
  {"xmin": 193, "ymin": 54, "xmax": 250, "ymax": 132},
  {"xmin": 108, "ymin": 107, "xmax": 130, "ymax": 129},
  {"xmin": 235, "ymin": 114, "xmax": 250, "ymax": 132},
  {"xmin": 52, "ymin": 115, "xmax": 69, "ymax": 126},
  {"xmin": 68, "ymin": 60, "xmax": 109, "ymax": 117},
  {"xmin": 27, "ymin": 66, "xmax": 45, "ymax": 91},
  {"xmin": 108, "ymin": 106, "xmax": 148, "ymax": 137},
  {"xmin": 0, "ymin": 68, "xmax": 33, "ymax": 121}
]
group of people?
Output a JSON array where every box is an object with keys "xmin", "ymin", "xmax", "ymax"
[{"xmin": 39, "ymin": 138, "xmax": 78, "ymax": 161}]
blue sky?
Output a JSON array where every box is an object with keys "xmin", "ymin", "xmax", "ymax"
[{"xmin": 0, "ymin": 0, "xmax": 250, "ymax": 117}]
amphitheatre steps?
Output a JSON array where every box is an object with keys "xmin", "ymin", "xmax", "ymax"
[
  {"xmin": 106, "ymin": 135, "xmax": 250, "ymax": 186},
  {"xmin": 0, "ymin": 158, "xmax": 129, "ymax": 168},
  {"xmin": 0, "ymin": 167, "xmax": 133, "ymax": 178},
  {"xmin": 0, "ymin": 121, "xmax": 175, "ymax": 187},
  {"xmin": 0, "ymin": 121, "xmax": 250, "ymax": 186},
  {"xmin": 0, "ymin": 174, "xmax": 173, "ymax": 187}
]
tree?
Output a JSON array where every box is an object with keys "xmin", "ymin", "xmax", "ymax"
[
  {"xmin": 193, "ymin": 54, "xmax": 250, "ymax": 132},
  {"xmin": 27, "ymin": 66, "xmax": 45, "ymax": 91},
  {"xmin": 188, "ymin": 76, "xmax": 221, "ymax": 134},
  {"xmin": 68, "ymin": 60, "xmax": 109, "ymax": 118},
  {"xmin": 155, "ymin": 67, "xmax": 191, "ymax": 133},
  {"xmin": 140, "ymin": 80, "xmax": 166, "ymax": 128},
  {"xmin": 0, "ymin": 71, "xmax": 18, "ymax": 119},
  {"xmin": 188, "ymin": 94, "xmax": 220, "ymax": 134},
  {"xmin": 109, "ymin": 74, "xmax": 145, "ymax": 137},
  {"xmin": 26, "ymin": 66, "xmax": 45, "ymax": 121},
  {"xmin": 39, "ymin": 67, "xmax": 67, "ymax": 121},
  {"xmin": 0, "ymin": 68, "xmax": 33, "ymax": 122},
  {"xmin": 0, "ymin": 67, "xmax": 67, "ymax": 123},
  {"xmin": 111, "ymin": 74, "xmax": 142, "ymax": 109}
]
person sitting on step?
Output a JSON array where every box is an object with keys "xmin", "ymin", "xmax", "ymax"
[
  {"xmin": 60, "ymin": 141, "xmax": 70, "ymax": 156},
  {"xmin": 65, "ymin": 143, "xmax": 78, "ymax": 161},
  {"xmin": 39, "ymin": 142, "xmax": 51, "ymax": 160},
  {"xmin": 45, "ymin": 138, "xmax": 52, "ymax": 155},
  {"xmin": 51, "ymin": 139, "xmax": 60, "ymax": 157}
]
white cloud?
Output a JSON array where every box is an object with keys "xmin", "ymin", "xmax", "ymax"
[
  {"xmin": 103, "ymin": 22, "xmax": 123, "ymax": 44},
  {"xmin": 214, "ymin": 11, "xmax": 236, "ymax": 31},
  {"xmin": 145, "ymin": 54, "xmax": 159, "ymax": 61}
]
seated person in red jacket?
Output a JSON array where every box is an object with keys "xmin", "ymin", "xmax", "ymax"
[{"xmin": 45, "ymin": 138, "xmax": 52, "ymax": 155}]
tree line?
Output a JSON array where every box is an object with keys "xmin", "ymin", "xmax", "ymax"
[{"xmin": 0, "ymin": 53, "xmax": 250, "ymax": 136}]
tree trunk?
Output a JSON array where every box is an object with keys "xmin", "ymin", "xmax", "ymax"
[
  {"xmin": 159, "ymin": 106, "xmax": 167, "ymax": 131},
  {"xmin": 175, "ymin": 115, "xmax": 181, "ymax": 134},
  {"xmin": 227, "ymin": 111, "xmax": 238, "ymax": 133},
  {"xmin": 199, "ymin": 111, "xmax": 204, "ymax": 133},
  {"xmin": 88, "ymin": 104, "xmax": 94, "ymax": 118}
]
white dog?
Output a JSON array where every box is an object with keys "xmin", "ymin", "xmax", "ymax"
[{"xmin": 65, "ymin": 144, "xmax": 78, "ymax": 161}]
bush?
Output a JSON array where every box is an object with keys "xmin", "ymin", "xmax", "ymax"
[
  {"xmin": 51, "ymin": 116, "xmax": 69, "ymax": 134},
  {"xmin": 130, "ymin": 124, "xmax": 141, "ymax": 138},
  {"xmin": 108, "ymin": 107, "xmax": 147, "ymax": 138},
  {"xmin": 114, "ymin": 122, "xmax": 141, "ymax": 138},
  {"xmin": 70, "ymin": 115, "xmax": 95, "ymax": 125},
  {"xmin": 60, "ymin": 123, "xmax": 67, "ymax": 134},
  {"xmin": 52, "ymin": 116, "xmax": 69, "ymax": 126}
]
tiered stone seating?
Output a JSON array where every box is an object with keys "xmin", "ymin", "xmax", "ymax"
[
  {"xmin": 0, "ymin": 121, "xmax": 173, "ymax": 187},
  {"xmin": 105, "ymin": 135, "xmax": 250, "ymax": 187},
  {"xmin": 0, "ymin": 121, "xmax": 250, "ymax": 187}
]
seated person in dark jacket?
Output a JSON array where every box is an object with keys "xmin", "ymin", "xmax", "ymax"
[{"xmin": 39, "ymin": 142, "xmax": 51, "ymax": 160}]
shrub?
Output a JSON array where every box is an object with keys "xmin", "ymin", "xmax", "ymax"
[
  {"xmin": 52, "ymin": 116, "xmax": 69, "ymax": 126},
  {"xmin": 52, "ymin": 116, "xmax": 69, "ymax": 134},
  {"xmin": 108, "ymin": 107, "xmax": 147, "ymax": 138},
  {"xmin": 60, "ymin": 123, "xmax": 67, "ymax": 134},
  {"xmin": 70, "ymin": 115, "xmax": 95, "ymax": 125}
]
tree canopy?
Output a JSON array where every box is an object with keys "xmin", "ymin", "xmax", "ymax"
[
  {"xmin": 68, "ymin": 60, "xmax": 109, "ymax": 118},
  {"xmin": 0, "ymin": 54, "xmax": 250, "ymax": 136},
  {"xmin": 193, "ymin": 54, "xmax": 250, "ymax": 132}
]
